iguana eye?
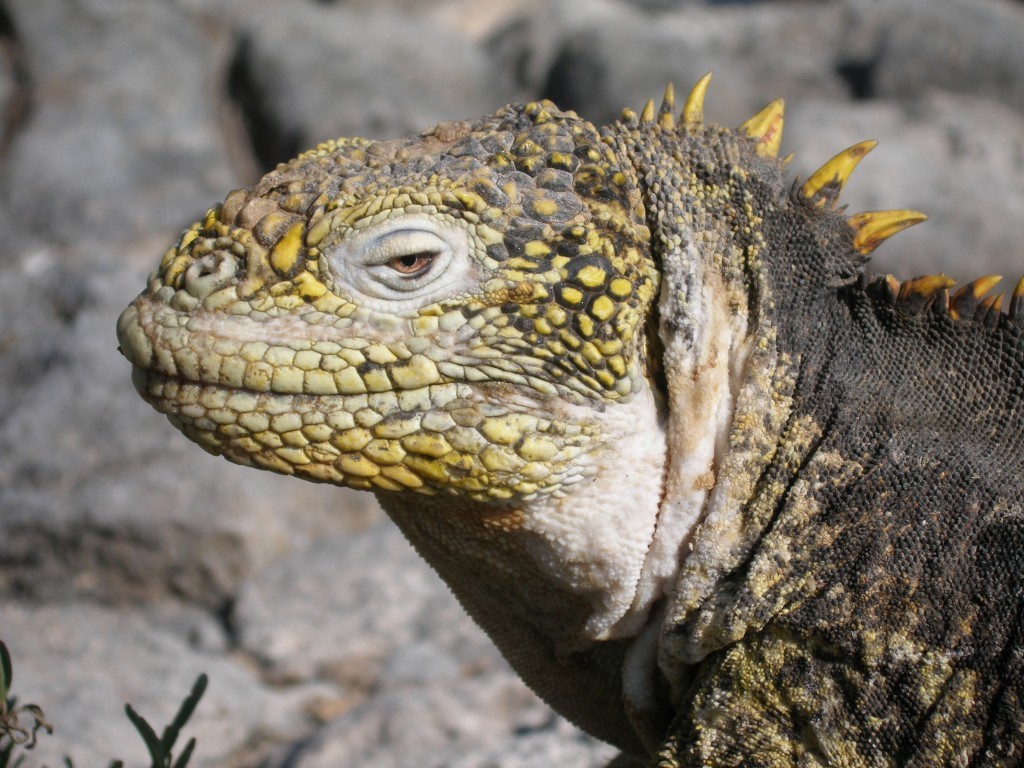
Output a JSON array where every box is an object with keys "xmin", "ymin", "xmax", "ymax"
[
  {"xmin": 323, "ymin": 213, "xmax": 479, "ymax": 307},
  {"xmin": 364, "ymin": 229, "xmax": 450, "ymax": 292},
  {"xmin": 388, "ymin": 251, "xmax": 438, "ymax": 276}
]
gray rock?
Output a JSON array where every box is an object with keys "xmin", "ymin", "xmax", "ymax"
[
  {"xmin": 485, "ymin": 0, "xmax": 628, "ymax": 100},
  {"xmin": 620, "ymin": 0, "xmax": 823, "ymax": 9},
  {"xmin": 0, "ymin": 601, "xmax": 328, "ymax": 768},
  {"xmin": 0, "ymin": 0, "xmax": 236, "ymax": 255},
  {"xmin": 311, "ymin": 0, "xmax": 538, "ymax": 43},
  {"xmin": 228, "ymin": 5, "xmax": 515, "ymax": 169},
  {"xmin": 234, "ymin": 523, "xmax": 496, "ymax": 685},
  {"xmin": 845, "ymin": 0, "xmax": 1024, "ymax": 114},
  {"xmin": 175, "ymin": 0, "xmax": 533, "ymax": 45},
  {"xmin": 236, "ymin": 524, "xmax": 614, "ymax": 766},
  {"xmin": 499, "ymin": 0, "xmax": 849, "ymax": 128},
  {"xmin": 0, "ymin": 242, "xmax": 382, "ymax": 608},
  {"xmin": 286, "ymin": 671, "xmax": 614, "ymax": 768},
  {"xmin": 173, "ymin": 0, "xmax": 290, "ymax": 19},
  {"xmin": 447, "ymin": 719, "xmax": 620, "ymax": 768},
  {"xmin": 235, "ymin": 521, "xmax": 615, "ymax": 767},
  {"xmin": 783, "ymin": 92, "xmax": 1024, "ymax": 281}
]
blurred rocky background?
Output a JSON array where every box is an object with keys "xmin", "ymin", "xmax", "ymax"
[{"xmin": 0, "ymin": 0, "xmax": 1022, "ymax": 765}]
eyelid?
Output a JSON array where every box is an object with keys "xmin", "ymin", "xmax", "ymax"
[
  {"xmin": 365, "ymin": 230, "xmax": 448, "ymax": 289},
  {"xmin": 362, "ymin": 229, "xmax": 449, "ymax": 268},
  {"xmin": 323, "ymin": 213, "xmax": 478, "ymax": 306}
]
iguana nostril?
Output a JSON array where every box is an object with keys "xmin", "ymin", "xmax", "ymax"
[{"xmin": 184, "ymin": 252, "xmax": 238, "ymax": 298}]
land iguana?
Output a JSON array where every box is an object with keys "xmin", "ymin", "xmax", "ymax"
[{"xmin": 116, "ymin": 75, "xmax": 1024, "ymax": 765}]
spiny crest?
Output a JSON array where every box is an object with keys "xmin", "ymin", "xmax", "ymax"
[
  {"xmin": 949, "ymin": 275, "xmax": 1006, "ymax": 322},
  {"xmin": 846, "ymin": 210, "xmax": 929, "ymax": 256},
  {"xmin": 796, "ymin": 142, "xmax": 929, "ymax": 256},
  {"xmin": 738, "ymin": 98, "xmax": 784, "ymax": 159},
  {"xmin": 866, "ymin": 273, "xmax": 1024, "ymax": 327},
  {"xmin": 657, "ymin": 83, "xmax": 676, "ymax": 131},
  {"xmin": 799, "ymin": 140, "xmax": 878, "ymax": 209},
  {"xmin": 623, "ymin": 74, "xmax": 929, "ymax": 257},
  {"xmin": 1012, "ymin": 277, "xmax": 1024, "ymax": 321},
  {"xmin": 682, "ymin": 72, "xmax": 712, "ymax": 129},
  {"xmin": 623, "ymin": 73, "xmax": 1024, "ymax": 329}
]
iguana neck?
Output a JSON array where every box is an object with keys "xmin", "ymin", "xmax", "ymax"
[
  {"xmin": 608, "ymin": 123, "xmax": 824, "ymax": 700},
  {"xmin": 375, "ymin": 383, "xmax": 667, "ymax": 754},
  {"xmin": 608, "ymin": 124, "xmax": 777, "ymax": 614}
]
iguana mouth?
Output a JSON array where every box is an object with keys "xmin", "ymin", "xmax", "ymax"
[
  {"xmin": 118, "ymin": 299, "xmax": 604, "ymax": 500},
  {"xmin": 117, "ymin": 299, "xmax": 457, "ymax": 397}
]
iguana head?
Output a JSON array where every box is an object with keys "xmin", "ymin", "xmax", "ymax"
[{"xmin": 117, "ymin": 100, "xmax": 660, "ymax": 503}]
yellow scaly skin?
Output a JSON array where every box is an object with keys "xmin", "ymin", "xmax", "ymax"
[{"xmin": 120, "ymin": 107, "xmax": 656, "ymax": 501}]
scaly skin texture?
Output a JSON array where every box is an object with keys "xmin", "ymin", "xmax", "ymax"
[{"xmin": 118, "ymin": 80, "xmax": 1024, "ymax": 765}]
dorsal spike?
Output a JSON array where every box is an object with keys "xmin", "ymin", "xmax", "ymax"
[
  {"xmin": 640, "ymin": 99, "xmax": 656, "ymax": 124},
  {"xmin": 979, "ymin": 293, "xmax": 1005, "ymax": 327},
  {"xmin": 866, "ymin": 274, "xmax": 904, "ymax": 305},
  {"xmin": 682, "ymin": 72, "xmax": 712, "ymax": 129},
  {"xmin": 955, "ymin": 275, "xmax": 1003, "ymax": 300},
  {"xmin": 658, "ymin": 83, "xmax": 676, "ymax": 130},
  {"xmin": 883, "ymin": 275, "xmax": 902, "ymax": 303},
  {"xmin": 898, "ymin": 274, "xmax": 956, "ymax": 300},
  {"xmin": 799, "ymin": 140, "xmax": 878, "ymax": 209},
  {"xmin": 949, "ymin": 275, "xmax": 1001, "ymax": 320},
  {"xmin": 739, "ymin": 98, "xmax": 784, "ymax": 158},
  {"xmin": 896, "ymin": 274, "xmax": 955, "ymax": 315},
  {"xmin": 1009, "ymin": 276, "xmax": 1024, "ymax": 323},
  {"xmin": 847, "ymin": 209, "xmax": 928, "ymax": 255},
  {"xmin": 620, "ymin": 106, "xmax": 638, "ymax": 125}
]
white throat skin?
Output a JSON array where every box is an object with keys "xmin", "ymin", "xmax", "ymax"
[
  {"xmin": 619, "ymin": 238, "xmax": 754, "ymax": 737},
  {"xmin": 379, "ymin": 383, "xmax": 671, "ymax": 652},
  {"xmin": 375, "ymin": 383, "xmax": 672, "ymax": 752},
  {"xmin": 511, "ymin": 384, "xmax": 670, "ymax": 645}
]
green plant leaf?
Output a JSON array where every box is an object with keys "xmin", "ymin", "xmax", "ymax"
[
  {"xmin": 0, "ymin": 642, "xmax": 12, "ymax": 704},
  {"xmin": 170, "ymin": 737, "xmax": 196, "ymax": 768},
  {"xmin": 124, "ymin": 704, "xmax": 166, "ymax": 767},
  {"xmin": 160, "ymin": 674, "xmax": 207, "ymax": 754}
]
